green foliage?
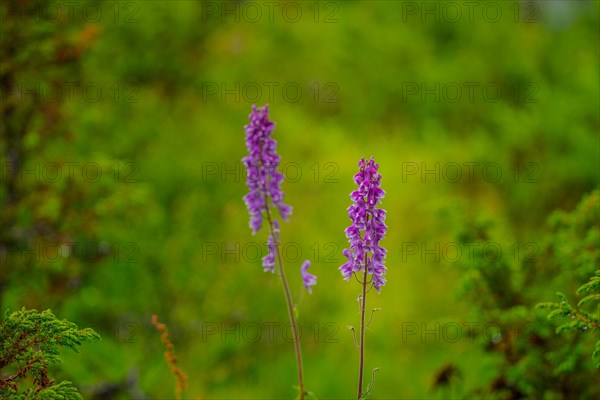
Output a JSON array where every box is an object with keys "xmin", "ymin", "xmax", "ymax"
[
  {"xmin": 0, "ymin": 0, "xmax": 140, "ymax": 312},
  {"xmin": 536, "ymin": 191, "xmax": 600, "ymax": 368},
  {"xmin": 537, "ymin": 270, "xmax": 600, "ymax": 367},
  {"xmin": 1, "ymin": 0, "xmax": 598, "ymax": 397},
  {"xmin": 0, "ymin": 308, "xmax": 100, "ymax": 399},
  {"xmin": 577, "ymin": 271, "xmax": 600, "ymax": 306},
  {"xmin": 449, "ymin": 190, "xmax": 600, "ymax": 398}
]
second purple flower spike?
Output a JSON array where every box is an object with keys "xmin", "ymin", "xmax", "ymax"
[{"xmin": 340, "ymin": 157, "xmax": 387, "ymax": 292}]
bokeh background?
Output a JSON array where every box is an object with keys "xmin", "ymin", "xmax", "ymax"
[{"xmin": 1, "ymin": 0, "xmax": 599, "ymax": 398}]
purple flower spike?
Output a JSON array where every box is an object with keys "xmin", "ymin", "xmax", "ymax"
[
  {"xmin": 242, "ymin": 105, "xmax": 291, "ymax": 235},
  {"xmin": 301, "ymin": 260, "xmax": 317, "ymax": 294},
  {"xmin": 340, "ymin": 157, "xmax": 387, "ymax": 292}
]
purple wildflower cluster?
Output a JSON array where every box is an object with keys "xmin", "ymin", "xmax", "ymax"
[
  {"xmin": 242, "ymin": 105, "xmax": 315, "ymax": 294},
  {"xmin": 242, "ymin": 105, "xmax": 291, "ymax": 235},
  {"xmin": 340, "ymin": 157, "xmax": 387, "ymax": 292},
  {"xmin": 240, "ymin": 105, "xmax": 389, "ymax": 397}
]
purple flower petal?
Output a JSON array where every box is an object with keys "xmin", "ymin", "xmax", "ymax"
[{"xmin": 301, "ymin": 260, "xmax": 317, "ymax": 294}]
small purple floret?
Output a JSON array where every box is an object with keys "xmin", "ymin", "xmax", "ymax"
[
  {"xmin": 262, "ymin": 233, "xmax": 276, "ymax": 273},
  {"xmin": 301, "ymin": 260, "xmax": 317, "ymax": 294}
]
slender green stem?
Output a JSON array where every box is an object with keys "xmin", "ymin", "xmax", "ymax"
[
  {"xmin": 264, "ymin": 204, "xmax": 305, "ymax": 400},
  {"xmin": 256, "ymin": 137, "xmax": 304, "ymax": 398},
  {"xmin": 357, "ymin": 253, "xmax": 368, "ymax": 399}
]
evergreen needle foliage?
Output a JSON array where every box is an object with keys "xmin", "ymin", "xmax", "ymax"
[
  {"xmin": 449, "ymin": 190, "xmax": 600, "ymax": 398},
  {"xmin": 537, "ymin": 269, "xmax": 600, "ymax": 367},
  {"xmin": 0, "ymin": 308, "xmax": 100, "ymax": 399}
]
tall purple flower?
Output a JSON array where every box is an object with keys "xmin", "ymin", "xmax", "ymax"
[
  {"xmin": 241, "ymin": 105, "xmax": 313, "ymax": 398},
  {"xmin": 340, "ymin": 157, "xmax": 387, "ymax": 292},
  {"xmin": 242, "ymin": 105, "xmax": 291, "ymax": 235}
]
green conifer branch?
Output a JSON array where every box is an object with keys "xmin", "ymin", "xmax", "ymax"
[
  {"xmin": 0, "ymin": 308, "xmax": 100, "ymax": 398},
  {"xmin": 537, "ymin": 270, "xmax": 600, "ymax": 367}
]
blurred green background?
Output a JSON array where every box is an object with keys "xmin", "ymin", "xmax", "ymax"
[{"xmin": 1, "ymin": 0, "xmax": 599, "ymax": 398}]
